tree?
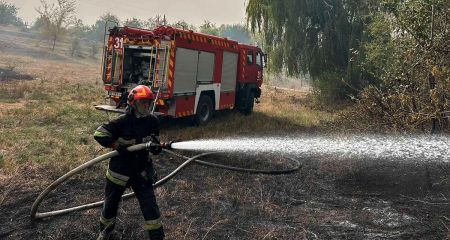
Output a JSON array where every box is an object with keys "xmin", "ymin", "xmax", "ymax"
[
  {"xmin": 70, "ymin": 37, "xmax": 80, "ymax": 57},
  {"xmin": 70, "ymin": 18, "xmax": 89, "ymax": 36},
  {"xmin": 356, "ymin": 0, "xmax": 450, "ymax": 132},
  {"xmin": 90, "ymin": 13, "xmax": 120, "ymax": 43},
  {"xmin": 199, "ymin": 20, "xmax": 220, "ymax": 36},
  {"xmin": 91, "ymin": 41, "xmax": 99, "ymax": 58},
  {"xmin": 144, "ymin": 15, "xmax": 167, "ymax": 29},
  {"xmin": 171, "ymin": 20, "xmax": 196, "ymax": 31},
  {"xmin": 246, "ymin": 0, "xmax": 379, "ymax": 100},
  {"xmin": 124, "ymin": 17, "xmax": 144, "ymax": 28},
  {"xmin": 218, "ymin": 24, "xmax": 253, "ymax": 44},
  {"xmin": 31, "ymin": 16, "xmax": 46, "ymax": 30},
  {"xmin": 0, "ymin": 1, "xmax": 23, "ymax": 26},
  {"xmin": 36, "ymin": 0, "xmax": 76, "ymax": 51}
]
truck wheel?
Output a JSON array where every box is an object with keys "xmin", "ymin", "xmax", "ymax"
[
  {"xmin": 242, "ymin": 91, "xmax": 255, "ymax": 115},
  {"xmin": 194, "ymin": 95, "xmax": 214, "ymax": 125}
]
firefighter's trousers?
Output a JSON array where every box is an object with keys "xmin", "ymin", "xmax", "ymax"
[{"xmin": 99, "ymin": 172, "xmax": 165, "ymax": 240}]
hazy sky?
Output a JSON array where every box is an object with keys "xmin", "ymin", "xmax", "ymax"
[{"xmin": 7, "ymin": 0, "xmax": 248, "ymax": 27}]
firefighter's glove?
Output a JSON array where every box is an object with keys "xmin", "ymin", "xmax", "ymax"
[
  {"xmin": 116, "ymin": 145, "xmax": 131, "ymax": 155},
  {"xmin": 149, "ymin": 143, "xmax": 162, "ymax": 155}
]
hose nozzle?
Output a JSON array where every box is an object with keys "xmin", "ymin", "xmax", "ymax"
[{"xmin": 161, "ymin": 141, "xmax": 174, "ymax": 150}]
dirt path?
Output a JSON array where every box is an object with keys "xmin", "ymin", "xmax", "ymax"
[{"xmin": 0, "ymin": 153, "xmax": 448, "ymax": 239}]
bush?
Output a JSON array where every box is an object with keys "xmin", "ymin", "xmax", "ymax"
[
  {"xmin": 350, "ymin": 1, "xmax": 450, "ymax": 133},
  {"xmin": 0, "ymin": 1, "xmax": 23, "ymax": 26}
]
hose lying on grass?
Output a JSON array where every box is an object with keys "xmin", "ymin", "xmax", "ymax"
[{"xmin": 30, "ymin": 142, "xmax": 301, "ymax": 220}]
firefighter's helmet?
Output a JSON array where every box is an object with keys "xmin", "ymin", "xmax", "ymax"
[{"xmin": 127, "ymin": 85, "xmax": 154, "ymax": 118}]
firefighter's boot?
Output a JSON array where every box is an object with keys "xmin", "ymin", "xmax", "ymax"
[
  {"xmin": 147, "ymin": 226, "xmax": 165, "ymax": 240},
  {"xmin": 97, "ymin": 230, "xmax": 112, "ymax": 240},
  {"xmin": 97, "ymin": 219, "xmax": 115, "ymax": 240}
]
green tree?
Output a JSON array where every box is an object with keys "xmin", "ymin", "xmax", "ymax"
[
  {"xmin": 67, "ymin": 19, "xmax": 89, "ymax": 57},
  {"xmin": 0, "ymin": 1, "xmax": 23, "ymax": 26},
  {"xmin": 246, "ymin": 0, "xmax": 379, "ymax": 100},
  {"xmin": 143, "ymin": 15, "xmax": 167, "ymax": 29},
  {"xmin": 171, "ymin": 20, "xmax": 196, "ymax": 31},
  {"xmin": 91, "ymin": 41, "xmax": 99, "ymax": 58},
  {"xmin": 90, "ymin": 13, "xmax": 120, "ymax": 42},
  {"xmin": 36, "ymin": 0, "xmax": 76, "ymax": 51},
  {"xmin": 70, "ymin": 37, "xmax": 80, "ymax": 56},
  {"xmin": 218, "ymin": 24, "xmax": 253, "ymax": 44},
  {"xmin": 124, "ymin": 17, "xmax": 144, "ymax": 28},
  {"xmin": 199, "ymin": 20, "xmax": 220, "ymax": 36},
  {"xmin": 70, "ymin": 18, "xmax": 90, "ymax": 39},
  {"xmin": 357, "ymin": 0, "xmax": 450, "ymax": 132},
  {"xmin": 31, "ymin": 16, "xmax": 46, "ymax": 30}
]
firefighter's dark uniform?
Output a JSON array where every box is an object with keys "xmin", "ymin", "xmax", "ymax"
[{"xmin": 94, "ymin": 112, "xmax": 164, "ymax": 240}]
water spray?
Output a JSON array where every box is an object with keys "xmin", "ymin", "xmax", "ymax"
[
  {"xmin": 172, "ymin": 135, "xmax": 450, "ymax": 162},
  {"xmin": 30, "ymin": 140, "xmax": 301, "ymax": 220}
]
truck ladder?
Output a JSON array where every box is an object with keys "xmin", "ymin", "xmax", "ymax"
[{"xmin": 149, "ymin": 43, "xmax": 170, "ymax": 113}]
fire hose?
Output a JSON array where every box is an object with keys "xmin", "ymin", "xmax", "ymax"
[{"xmin": 30, "ymin": 142, "xmax": 301, "ymax": 220}]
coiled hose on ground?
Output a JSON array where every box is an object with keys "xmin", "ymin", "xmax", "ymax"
[{"xmin": 30, "ymin": 142, "xmax": 301, "ymax": 220}]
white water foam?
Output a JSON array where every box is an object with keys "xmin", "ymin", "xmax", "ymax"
[{"xmin": 171, "ymin": 135, "xmax": 450, "ymax": 162}]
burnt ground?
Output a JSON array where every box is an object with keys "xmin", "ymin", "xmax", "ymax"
[
  {"xmin": 0, "ymin": 152, "xmax": 449, "ymax": 240},
  {"xmin": 0, "ymin": 68, "xmax": 34, "ymax": 81}
]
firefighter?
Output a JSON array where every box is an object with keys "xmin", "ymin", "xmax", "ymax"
[{"xmin": 94, "ymin": 85, "xmax": 165, "ymax": 240}]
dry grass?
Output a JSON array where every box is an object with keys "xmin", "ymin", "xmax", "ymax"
[
  {"xmin": 0, "ymin": 52, "xmax": 104, "ymax": 174},
  {"xmin": 163, "ymin": 86, "xmax": 334, "ymax": 142}
]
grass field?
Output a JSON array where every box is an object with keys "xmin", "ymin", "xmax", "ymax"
[
  {"xmin": 0, "ymin": 26, "xmax": 448, "ymax": 239},
  {"xmin": 0, "ymin": 52, "xmax": 333, "ymax": 174}
]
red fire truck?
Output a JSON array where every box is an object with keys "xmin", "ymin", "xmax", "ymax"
[{"xmin": 95, "ymin": 25, "xmax": 266, "ymax": 124}]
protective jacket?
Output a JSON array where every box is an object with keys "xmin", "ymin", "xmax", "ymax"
[{"xmin": 94, "ymin": 113, "xmax": 160, "ymax": 181}]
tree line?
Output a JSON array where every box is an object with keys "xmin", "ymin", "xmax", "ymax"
[
  {"xmin": 247, "ymin": 0, "xmax": 449, "ymax": 132},
  {"xmin": 0, "ymin": 0, "xmax": 253, "ymax": 57}
]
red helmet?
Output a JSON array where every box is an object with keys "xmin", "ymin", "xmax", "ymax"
[
  {"xmin": 127, "ymin": 85, "xmax": 154, "ymax": 106},
  {"xmin": 127, "ymin": 85, "xmax": 154, "ymax": 117}
]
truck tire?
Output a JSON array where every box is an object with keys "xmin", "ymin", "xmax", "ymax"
[
  {"xmin": 194, "ymin": 95, "xmax": 214, "ymax": 125},
  {"xmin": 242, "ymin": 91, "xmax": 255, "ymax": 115}
]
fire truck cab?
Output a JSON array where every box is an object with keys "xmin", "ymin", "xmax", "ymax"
[{"xmin": 96, "ymin": 25, "xmax": 266, "ymax": 124}]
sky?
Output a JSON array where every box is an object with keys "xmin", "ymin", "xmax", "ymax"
[{"xmin": 7, "ymin": 0, "xmax": 248, "ymax": 27}]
